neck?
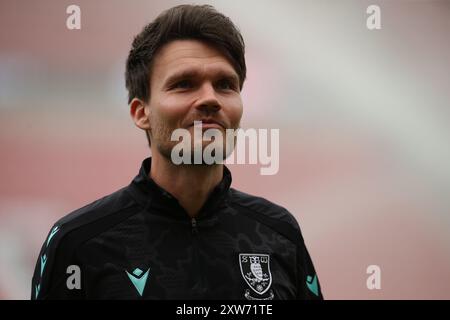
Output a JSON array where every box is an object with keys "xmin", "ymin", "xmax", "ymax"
[{"xmin": 149, "ymin": 152, "xmax": 223, "ymax": 218}]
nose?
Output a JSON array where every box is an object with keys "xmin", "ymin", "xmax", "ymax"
[{"xmin": 194, "ymin": 82, "xmax": 221, "ymax": 115}]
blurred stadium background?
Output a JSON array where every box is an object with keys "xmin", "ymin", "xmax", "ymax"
[{"xmin": 1, "ymin": 0, "xmax": 449, "ymax": 299}]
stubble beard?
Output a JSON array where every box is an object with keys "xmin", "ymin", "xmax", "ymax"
[{"xmin": 149, "ymin": 118, "xmax": 239, "ymax": 166}]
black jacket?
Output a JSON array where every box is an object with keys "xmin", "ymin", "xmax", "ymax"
[{"xmin": 31, "ymin": 158, "xmax": 323, "ymax": 300}]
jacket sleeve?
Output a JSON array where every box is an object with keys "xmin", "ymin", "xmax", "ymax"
[
  {"xmin": 296, "ymin": 236, "xmax": 324, "ymax": 300},
  {"xmin": 278, "ymin": 208, "xmax": 324, "ymax": 300},
  {"xmin": 31, "ymin": 224, "xmax": 84, "ymax": 300}
]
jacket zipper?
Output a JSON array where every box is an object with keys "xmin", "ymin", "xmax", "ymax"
[
  {"xmin": 191, "ymin": 217, "xmax": 198, "ymax": 234},
  {"xmin": 191, "ymin": 217, "xmax": 205, "ymax": 296}
]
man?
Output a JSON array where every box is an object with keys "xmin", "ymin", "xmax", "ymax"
[{"xmin": 31, "ymin": 4, "xmax": 323, "ymax": 300}]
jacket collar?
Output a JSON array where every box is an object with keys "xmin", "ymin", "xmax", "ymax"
[{"xmin": 127, "ymin": 157, "xmax": 232, "ymax": 221}]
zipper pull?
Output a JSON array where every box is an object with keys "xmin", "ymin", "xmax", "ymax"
[{"xmin": 191, "ymin": 218, "xmax": 198, "ymax": 234}]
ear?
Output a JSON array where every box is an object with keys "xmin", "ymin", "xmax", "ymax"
[{"xmin": 129, "ymin": 98, "xmax": 150, "ymax": 130}]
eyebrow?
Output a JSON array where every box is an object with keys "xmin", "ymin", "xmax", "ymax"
[{"xmin": 163, "ymin": 68, "xmax": 239, "ymax": 87}]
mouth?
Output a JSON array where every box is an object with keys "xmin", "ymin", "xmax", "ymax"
[{"xmin": 188, "ymin": 119, "xmax": 226, "ymax": 129}]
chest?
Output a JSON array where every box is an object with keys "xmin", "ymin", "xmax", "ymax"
[{"xmin": 78, "ymin": 221, "xmax": 298, "ymax": 299}]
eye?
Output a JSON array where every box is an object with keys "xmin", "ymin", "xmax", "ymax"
[
  {"xmin": 172, "ymin": 79, "xmax": 193, "ymax": 90},
  {"xmin": 216, "ymin": 79, "xmax": 236, "ymax": 91}
]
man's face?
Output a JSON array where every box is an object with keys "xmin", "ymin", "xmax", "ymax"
[{"xmin": 146, "ymin": 39, "xmax": 243, "ymax": 162}]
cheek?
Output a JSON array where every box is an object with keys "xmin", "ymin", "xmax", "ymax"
[
  {"xmin": 224, "ymin": 95, "xmax": 243, "ymax": 125},
  {"xmin": 151, "ymin": 95, "xmax": 191, "ymax": 125}
]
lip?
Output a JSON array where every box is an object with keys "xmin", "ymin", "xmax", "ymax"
[{"xmin": 188, "ymin": 119, "xmax": 225, "ymax": 129}]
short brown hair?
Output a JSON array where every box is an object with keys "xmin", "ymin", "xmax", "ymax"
[{"xmin": 125, "ymin": 4, "xmax": 246, "ymax": 105}]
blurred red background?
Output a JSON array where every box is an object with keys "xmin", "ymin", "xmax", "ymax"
[{"xmin": 1, "ymin": 0, "xmax": 450, "ymax": 299}]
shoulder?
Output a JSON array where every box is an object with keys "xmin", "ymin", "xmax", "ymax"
[
  {"xmin": 32, "ymin": 187, "xmax": 141, "ymax": 299},
  {"xmin": 46, "ymin": 186, "xmax": 139, "ymax": 254},
  {"xmin": 228, "ymin": 188, "xmax": 305, "ymax": 245}
]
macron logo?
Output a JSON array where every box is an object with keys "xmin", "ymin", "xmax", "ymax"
[
  {"xmin": 46, "ymin": 226, "xmax": 59, "ymax": 247},
  {"xmin": 125, "ymin": 268, "xmax": 150, "ymax": 297},
  {"xmin": 306, "ymin": 274, "xmax": 319, "ymax": 296}
]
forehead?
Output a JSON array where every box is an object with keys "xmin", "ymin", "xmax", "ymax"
[{"xmin": 151, "ymin": 39, "xmax": 237, "ymax": 84}]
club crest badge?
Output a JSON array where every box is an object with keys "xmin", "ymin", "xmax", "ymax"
[{"xmin": 239, "ymin": 253, "xmax": 273, "ymax": 297}]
